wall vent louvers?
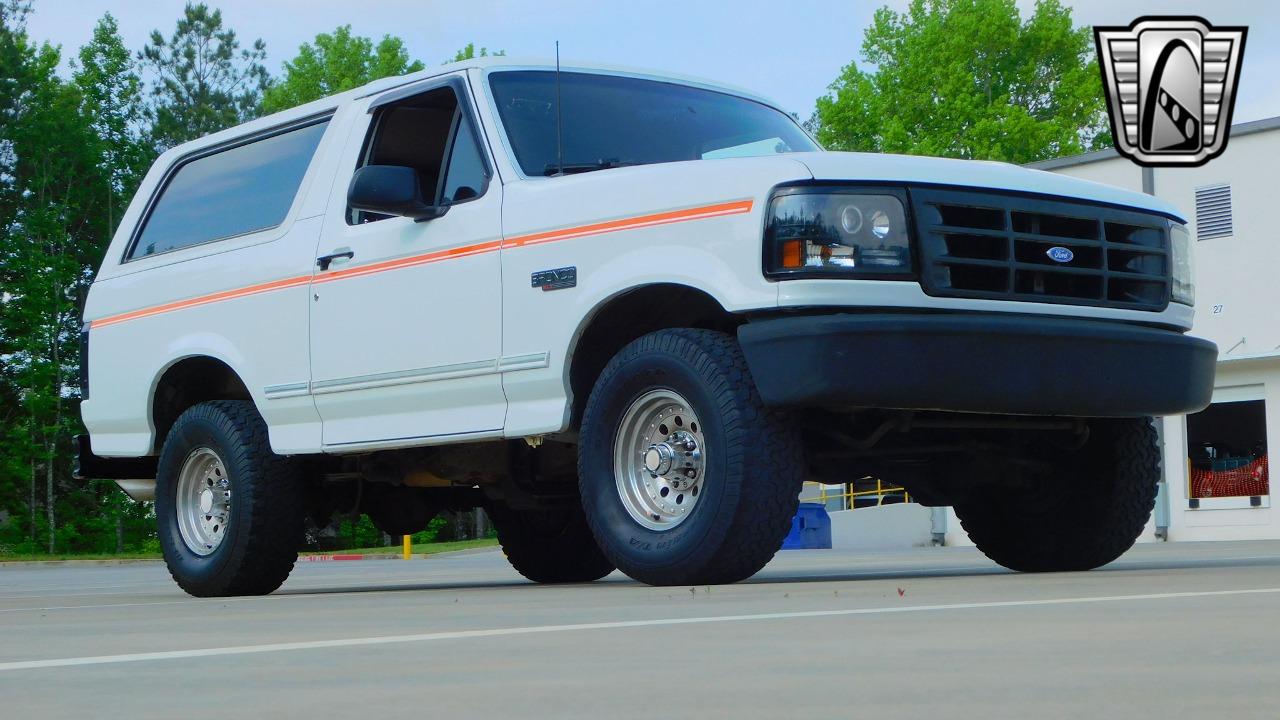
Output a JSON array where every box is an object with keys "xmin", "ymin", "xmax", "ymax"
[{"xmin": 1195, "ymin": 184, "xmax": 1233, "ymax": 241}]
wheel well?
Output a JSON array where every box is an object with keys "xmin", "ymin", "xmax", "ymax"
[
  {"xmin": 568, "ymin": 284, "xmax": 738, "ymax": 430},
  {"xmin": 151, "ymin": 357, "xmax": 252, "ymax": 453}
]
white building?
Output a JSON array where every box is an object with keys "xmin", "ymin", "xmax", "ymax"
[{"xmin": 1024, "ymin": 117, "xmax": 1280, "ymax": 543}]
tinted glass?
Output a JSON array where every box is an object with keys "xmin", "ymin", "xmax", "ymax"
[
  {"xmin": 489, "ymin": 71, "xmax": 817, "ymax": 176},
  {"xmin": 130, "ymin": 120, "xmax": 329, "ymax": 259},
  {"xmin": 442, "ymin": 115, "xmax": 487, "ymax": 203}
]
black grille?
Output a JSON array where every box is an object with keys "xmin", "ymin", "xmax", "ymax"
[{"xmin": 911, "ymin": 188, "xmax": 1172, "ymax": 311}]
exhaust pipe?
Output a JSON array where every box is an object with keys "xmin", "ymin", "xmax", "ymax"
[{"xmin": 114, "ymin": 479, "xmax": 156, "ymax": 502}]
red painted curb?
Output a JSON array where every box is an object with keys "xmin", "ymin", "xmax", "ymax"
[{"xmin": 298, "ymin": 553, "xmax": 404, "ymax": 562}]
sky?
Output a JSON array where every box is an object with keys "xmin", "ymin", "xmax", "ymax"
[{"xmin": 22, "ymin": 0, "xmax": 1280, "ymax": 123}]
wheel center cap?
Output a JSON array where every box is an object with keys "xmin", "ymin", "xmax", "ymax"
[
  {"xmin": 199, "ymin": 488, "xmax": 214, "ymax": 514},
  {"xmin": 644, "ymin": 444, "xmax": 676, "ymax": 475}
]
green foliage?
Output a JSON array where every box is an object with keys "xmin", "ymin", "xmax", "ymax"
[
  {"xmin": 262, "ymin": 25, "xmax": 424, "ymax": 114},
  {"xmin": 73, "ymin": 13, "xmax": 150, "ymax": 217},
  {"xmin": 323, "ymin": 513, "xmax": 456, "ymax": 551},
  {"xmin": 332, "ymin": 514, "xmax": 383, "ymax": 549},
  {"xmin": 812, "ymin": 0, "xmax": 1109, "ymax": 163},
  {"xmin": 449, "ymin": 43, "xmax": 504, "ymax": 63},
  {"xmin": 0, "ymin": 4, "xmax": 156, "ymax": 554},
  {"xmin": 140, "ymin": 2, "xmax": 268, "ymax": 149},
  {"xmin": 416, "ymin": 514, "xmax": 448, "ymax": 544}
]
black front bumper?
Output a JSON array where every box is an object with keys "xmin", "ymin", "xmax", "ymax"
[{"xmin": 737, "ymin": 313, "xmax": 1217, "ymax": 417}]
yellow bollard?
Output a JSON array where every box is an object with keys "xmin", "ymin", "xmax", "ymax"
[{"xmin": 402, "ymin": 534, "xmax": 411, "ymax": 560}]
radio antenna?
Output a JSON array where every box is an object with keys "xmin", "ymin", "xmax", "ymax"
[{"xmin": 555, "ymin": 40, "xmax": 564, "ymax": 176}]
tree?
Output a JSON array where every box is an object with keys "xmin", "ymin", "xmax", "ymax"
[
  {"xmin": 811, "ymin": 0, "xmax": 1109, "ymax": 163},
  {"xmin": 0, "ymin": 2, "xmax": 107, "ymax": 552},
  {"xmin": 139, "ymin": 3, "xmax": 268, "ymax": 149},
  {"xmin": 73, "ymin": 13, "xmax": 151, "ymax": 235},
  {"xmin": 0, "ymin": 0, "xmax": 31, "ymax": 546},
  {"xmin": 262, "ymin": 25, "xmax": 424, "ymax": 114},
  {"xmin": 0, "ymin": 6, "xmax": 156, "ymax": 555},
  {"xmin": 449, "ymin": 43, "xmax": 504, "ymax": 63}
]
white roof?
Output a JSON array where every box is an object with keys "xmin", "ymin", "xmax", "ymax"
[{"xmin": 157, "ymin": 57, "xmax": 784, "ymax": 161}]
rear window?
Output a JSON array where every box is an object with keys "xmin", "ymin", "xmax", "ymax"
[{"xmin": 128, "ymin": 120, "xmax": 329, "ymax": 260}]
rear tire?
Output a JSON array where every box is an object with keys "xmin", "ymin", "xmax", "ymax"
[
  {"xmin": 578, "ymin": 329, "xmax": 804, "ymax": 586},
  {"xmin": 488, "ymin": 503, "xmax": 615, "ymax": 583},
  {"xmin": 155, "ymin": 400, "xmax": 305, "ymax": 597},
  {"xmin": 955, "ymin": 417, "xmax": 1159, "ymax": 572}
]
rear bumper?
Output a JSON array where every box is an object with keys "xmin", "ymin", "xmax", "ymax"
[
  {"xmin": 74, "ymin": 435, "xmax": 156, "ymax": 481},
  {"xmin": 74, "ymin": 435, "xmax": 157, "ymax": 501},
  {"xmin": 737, "ymin": 313, "xmax": 1217, "ymax": 417}
]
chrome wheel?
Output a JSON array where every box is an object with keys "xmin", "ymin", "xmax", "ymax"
[
  {"xmin": 176, "ymin": 447, "xmax": 232, "ymax": 556},
  {"xmin": 613, "ymin": 389, "xmax": 707, "ymax": 531}
]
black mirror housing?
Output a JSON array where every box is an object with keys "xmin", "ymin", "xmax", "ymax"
[{"xmin": 347, "ymin": 165, "xmax": 448, "ymax": 222}]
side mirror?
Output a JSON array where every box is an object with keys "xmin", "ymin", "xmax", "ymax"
[{"xmin": 347, "ymin": 165, "xmax": 448, "ymax": 222}]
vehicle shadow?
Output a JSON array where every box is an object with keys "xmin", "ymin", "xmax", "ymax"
[
  {"xmin": 746, "ymin": 552, "xmax": 1280, "ymax": 586},
  {"xmin": 274, "ymin": 550, "xmax": 1280, "ymax": 597}
]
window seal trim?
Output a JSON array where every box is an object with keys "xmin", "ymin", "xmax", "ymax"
[
  {"xmin": 435, "ymin": 109, "xmax": 464, "ymax": 204},
  {"xmin": 121, "ymin": 111, "xmax": 335, "ymax": 265}
]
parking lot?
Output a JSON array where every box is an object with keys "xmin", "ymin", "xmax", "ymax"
[{"xmin": 2, "ymin": 541, "xmax": 1279, "ymax": 719}]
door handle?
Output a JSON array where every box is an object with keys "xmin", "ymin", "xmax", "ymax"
[{"xmin": 316, "ymin": 249, "xmax": 354, "ymax": 271}]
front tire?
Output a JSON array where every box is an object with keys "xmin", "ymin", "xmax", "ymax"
[
  {"xmin": 155, "ymin": 401, "xmax": 305, "ymax": 597},
  {"xmin": 578, "ymin": 329, "xmax": 804, "ymax": 586},
  {"xmin": 955, "ymin": 417, "xmax": 1159, "ymax": 572}
]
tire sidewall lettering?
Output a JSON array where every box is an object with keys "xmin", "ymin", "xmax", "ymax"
[{"xmin": 583, "ymin": 346, "xmax": 736, "ymax": 570}]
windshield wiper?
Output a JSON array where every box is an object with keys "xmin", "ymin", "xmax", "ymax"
[{"xmin": 543, "ymin": 159, "xmax": 641, "ymax": 176}]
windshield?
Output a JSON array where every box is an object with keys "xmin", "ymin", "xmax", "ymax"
[{"xmin": 488, "ymin": 70, "xmax": 818, "ymax": 176}]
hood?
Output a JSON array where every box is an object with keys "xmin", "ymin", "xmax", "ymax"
[{"xmin": 789, "ymin": 151, "xmax": 1185, "ymax": 223}]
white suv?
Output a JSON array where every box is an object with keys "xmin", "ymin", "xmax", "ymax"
[{"xmin": 76, "ymin": 58, "xmax": 1217, "ymax": 596}]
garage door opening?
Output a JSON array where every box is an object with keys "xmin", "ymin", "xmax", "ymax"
[{"xmin": 1186, "ymin": 399, "xmax": 1269, "ymax": 507}]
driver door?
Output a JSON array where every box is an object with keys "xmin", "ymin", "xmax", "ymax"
[{"xmin": 308, "ymin": 76, "xmax": 505, "ymax": 447}]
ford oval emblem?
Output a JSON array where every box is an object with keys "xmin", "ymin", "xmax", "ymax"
[{"xmin": 1046, "ymin": 246, "xmax": 1075, "ymax": 263}]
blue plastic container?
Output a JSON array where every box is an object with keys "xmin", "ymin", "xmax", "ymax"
[{"xmin": 781, "ymin": 502, "xmax": 832, "ymax": 550}]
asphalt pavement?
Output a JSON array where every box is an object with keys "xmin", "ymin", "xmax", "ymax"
[{"xmin": 2, "ymin": 540, "xmax": 1279, "ymax": 719}]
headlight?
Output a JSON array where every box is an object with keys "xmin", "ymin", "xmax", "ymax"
[
  {"xmin": 765, "ymin": 188, "xmax": 912, "ymax": 277},
  {"xmin": 1170, "ymin": 222, "xmax": 1194, "ymax": 305}
]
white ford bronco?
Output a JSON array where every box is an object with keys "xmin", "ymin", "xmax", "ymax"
[{"xmin": 77, "ymin": 58, "xmax": 1217, "ymax": 596}]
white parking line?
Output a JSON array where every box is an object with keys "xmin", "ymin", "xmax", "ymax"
[
  {"xmin": 0, "ymin": 600, "xmax": 197, "ymax": 614},
  {"xmin": 3, "ymin": 586, "xmax": 1278, "ymax": 672}
]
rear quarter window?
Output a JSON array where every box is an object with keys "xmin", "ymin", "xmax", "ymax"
[{"xmin": 127, "ymin": 119, "xmax": 330, "ymax": 261}]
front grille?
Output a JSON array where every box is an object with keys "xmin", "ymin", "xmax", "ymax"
[{"xmin": 911, "ymin": 188, "xmax": 1172, "ymax": 311}]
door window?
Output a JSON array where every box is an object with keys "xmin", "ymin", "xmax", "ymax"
[{"xmin": 350, "ymin": 82, "xmax": 489, "ymax": 224}]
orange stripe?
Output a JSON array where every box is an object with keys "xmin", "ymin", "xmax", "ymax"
[
  {"xmin": 503, "ymin": 199, "xmax": 753, "ymax": 248},
  {"xmin": 89, "ymin": 199, "xmax": 754, "ymax": 329},
  {"xmin": 310, "ymin": 238, "xmax": 504, "ymax": 286},
  {"xmin": 91, "ymin": 276, "xmax": 312, "ymax": 328}
]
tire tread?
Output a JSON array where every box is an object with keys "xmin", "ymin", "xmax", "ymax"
[
  {"xmin": 579, "ymin": 328, "xmax": 804, "ymax": 586},
  {"xmin": 957, "ymin": 418, "xmax": 1159, "ymax": 572},
  {"xmin": 158, "ymin": 400, "xmax": 304, "ymax": 596}
]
